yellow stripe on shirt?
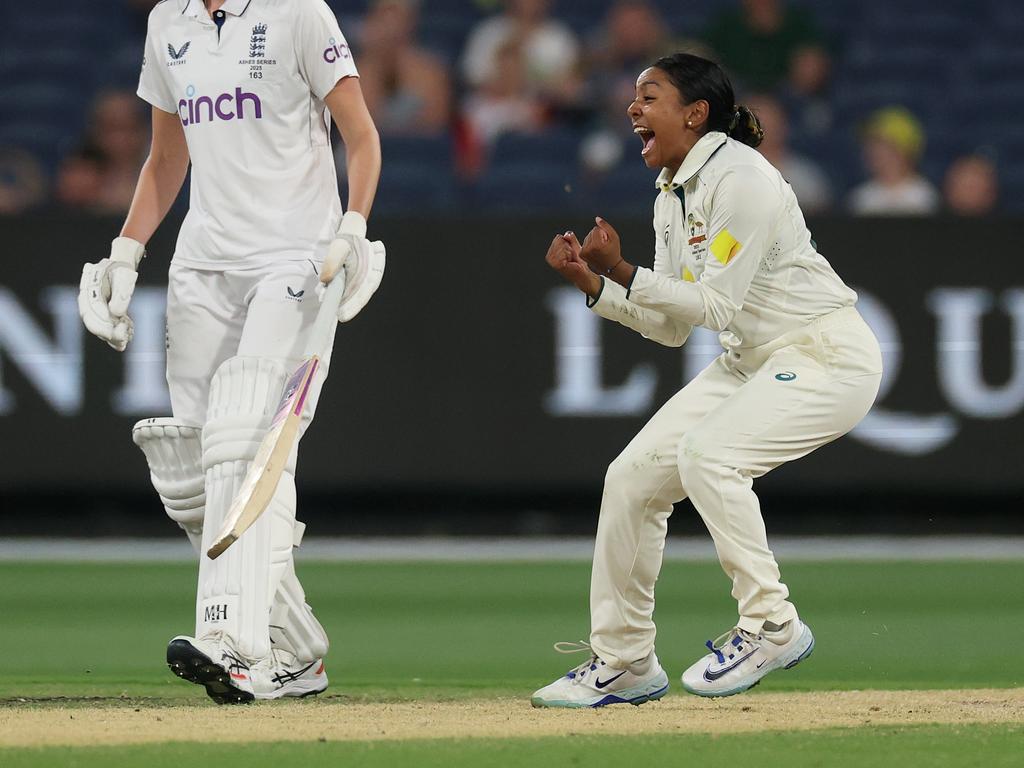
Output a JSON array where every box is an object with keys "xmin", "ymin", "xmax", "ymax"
[
  {"xmin": 682, "ymin": 267, "xmax": 695, "ymax": 282},
  {"xmin": 710, "ymin": 229, "xmax": 741, "ymax": 265}
]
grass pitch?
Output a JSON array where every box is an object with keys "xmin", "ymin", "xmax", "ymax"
[{"xmin": 0, "ymin": 558, "xmax": 1021, "ymax": 765}]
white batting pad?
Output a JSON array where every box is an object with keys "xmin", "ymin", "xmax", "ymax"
[
  {"xmin": 198, "ymin": 356, "xmax": 301, "ymax": 662},
  {"xmin": 269, "ymin": 558, "xmax": 330, "ymax": 663},
  {"xmin": 132, "ymin": 418, "xmax": 205, "ymax": 551}
]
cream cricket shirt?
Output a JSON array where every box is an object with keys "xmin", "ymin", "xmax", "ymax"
[
  {"xmin": 138, "ymin": 0, "xmax": 359, "ymax": 268},
  {"xmin": 591, "ymin": 132, "xmax": 857, "ymax": 350}
]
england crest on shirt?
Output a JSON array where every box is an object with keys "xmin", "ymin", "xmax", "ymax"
[{"xmin": 242, "ymin": 22, "xmax": 276, "ymax": 78}]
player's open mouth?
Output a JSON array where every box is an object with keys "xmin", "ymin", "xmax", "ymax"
[{"xmin": 634, "ymin": 126, "xmax": 656, "ymax": 156}]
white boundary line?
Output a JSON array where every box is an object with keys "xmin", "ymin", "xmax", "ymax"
[{"xmin": 0, "ymin": 536, "xmax": 1021, "ymax": 562}]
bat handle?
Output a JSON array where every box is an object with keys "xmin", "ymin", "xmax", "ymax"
[{"xmin": 305, "ymin": 270, "xmax": 346, "ymax": 359}]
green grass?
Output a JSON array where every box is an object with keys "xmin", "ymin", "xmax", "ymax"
[
  {"xmin": 2, "ymin": 724, "xmax": 1022, "ymax": 768},
  {"xmin": 1, "ymin": 559, "xmax": 1021, "ymax": 700}
]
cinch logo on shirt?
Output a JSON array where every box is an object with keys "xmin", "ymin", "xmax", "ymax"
[
  {"xmin": 177, "ymin": 85, "xmax": 263, "ymax": 126},
  {"xmin": 322, "ymin": 36, "xmax": 350, "ymax": 63}
]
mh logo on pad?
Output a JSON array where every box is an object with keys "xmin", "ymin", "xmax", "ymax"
[
  {"xmin": 178, "ymin": 85, "xmax": 263, "ymax": 126},
  {"xmin": 204, "ymin": 604, "xmax": 228, "ymax": 622}
]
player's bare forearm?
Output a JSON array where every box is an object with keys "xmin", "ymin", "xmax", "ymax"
[
  {"xmin": 121, "ymin": 107, "xmax": 190, "ymax": 246},
  {"xmin": 120, "ymin": 155, "xmax": 188, "ymax": 245},
  {"xmin": 326, "ymin": 77, "xmax": 381, "ymax": 220},
  {"xmin": 342, "ymin": 128, "xmax": 381, "ymax": 219}
]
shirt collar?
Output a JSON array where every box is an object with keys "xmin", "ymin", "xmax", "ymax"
[
  {"xmin": 655, "ymin": 131, "xmax": 728, "ymax": 191},
  {"xmin": 182, "ymin": 0, "xmax": 252, "ymax": 18}
]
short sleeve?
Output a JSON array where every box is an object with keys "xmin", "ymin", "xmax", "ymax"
[
  {"xmin": 137, "ymin": 18, "xmax": 177, "ymax": 114},
  {"xmin": 294, "ymin": 0, "xmax": 359, "ymax": 100}
]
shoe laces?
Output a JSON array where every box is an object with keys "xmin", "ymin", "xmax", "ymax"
[
  {"xmin": 553, "ymin": 640, "xmax": 603, "ymax": 683},
  {"xmin": 705, "ymin": 627, "xmax": 760, "ymax": 664},
  {"xmin": 198, "ymin": 630, "xmax": 250, "ymax": 672}
]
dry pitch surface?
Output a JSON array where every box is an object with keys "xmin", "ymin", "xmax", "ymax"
[{"xmin": 2, "ymin": 689, "xmax": 1022, "ymax": 747}]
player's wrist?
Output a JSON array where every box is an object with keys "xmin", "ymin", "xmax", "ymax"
[
  {"xmin": 337, "ymin": 211, "xmax": 367, "ymax": 239},
  {"xmin": 110, "ymin": 237, "xmax": 146, "ymax": 269},
  {"xmin": 608, "ymin": 259, "xmax": 635, "ymax": 286}
]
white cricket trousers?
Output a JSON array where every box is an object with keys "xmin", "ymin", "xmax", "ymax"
[
  {"xmin": 590, "ymin": 307, "xmax": 883, "ymax": 668},
  {"xmin": 165, "ymin": 259, "xmax": 332, "ymax": 426},
  {"xmin": 165, "ymin": 260, "xmax": 333, "ymax": 659}
]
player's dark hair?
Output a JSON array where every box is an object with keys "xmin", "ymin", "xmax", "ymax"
[{"xmin": 652, "ymin": 53, "xmax": 764, "ymax": 148}]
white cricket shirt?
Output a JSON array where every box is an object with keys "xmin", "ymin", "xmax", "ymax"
[
  {"xmin": 590, "ymin": 131, "xmax": 858, "ymax": 350},
  {"xmin": 138, "ymin": 0, "xmax": 358, "ymax": 268}
]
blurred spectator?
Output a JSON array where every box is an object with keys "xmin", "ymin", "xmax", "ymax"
[
  {"xmin": 588, "ymin": 0, "xmax": 672, "ymax": 126},
  {"xmin": 587, "ymin": 0, "xmax": 671, "ymax": 87},
  {"xmin": 356, "ymin": 0, "xmax": 452, "ymax": 136},
  {"xmin": 579, "ymin": 0, "xmax": 672, "ymax": 175},
  {"xmin": 0, "ymin": 148, "xmax": 47, "ymax": 214},
  {"xmin": 848, "ymin": 107, "xmax": 939, "ymax": 216},
  {"xmin": 83, "ymin": 91, "xmax": 148, "ymax": 213},
  {"xmin": 461, "ymin": 39, "xmax": 546, "ymax": 149},
  {"xmin": 746, "ymin": 93, "xmax": 832, "ymax": 213},
  {"xmin": 704, "ymin": 0, "xmax": 831, "ymax": 96},
  {"xmin": 461, "ymin": 0, "xmax": 581, "ymax": 103},
  {"xmin": 53, "ymin": 91, "xmax": 147, "ymax": 214},
  {"xmin": 54, "ymin": 145, "xmax": 107, "ymax": 211},
  {"xmin": 944, "ymin": 154, "xmax": 999, "ymax": 216}
]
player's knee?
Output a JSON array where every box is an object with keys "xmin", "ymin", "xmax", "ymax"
[
  {"xmin": 132, "ymin": 418, "xmax": 205, "ymax": 528},
  {"xmin": 603, "ymin": 452, "xmax": 634, "ymax": 493},
  {"xmin": 203, "ymin": 356, "xmax": 294, "ymax": 471},
  {"xmin": 604, "ymin": 446, "xmax": 662, "ymax": 500},
  {"xmin": 676, "ymin": 433, "xmax": 718, "ymax": 487}
]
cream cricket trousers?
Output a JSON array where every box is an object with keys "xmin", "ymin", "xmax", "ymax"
[{"xmin": 589, "ymin": 307, "xmax": 883, "ymax": 667}]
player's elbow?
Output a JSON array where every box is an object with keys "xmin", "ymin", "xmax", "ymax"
[
  {"xmin": 698, "ymin": 294, "xmax": 738, "ymax": 333},
  {"xmin": 701, "ymin": 308, "xmax": 735, "ymax": 333},
  {"xmin": 661, "ymin": 329, "xmax": 687, "ymax": 347},
  {"xmin": 648, "ymin": 321, "xmax": 690, "ymax": 347},
  {"xmin": 348, "ymin": 124, "xmax": 382, "ymax": 171}
]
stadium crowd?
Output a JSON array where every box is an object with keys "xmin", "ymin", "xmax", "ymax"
[{"xmin": 0, "ymin": 0, "xmax": 1017, "ymax": 216}]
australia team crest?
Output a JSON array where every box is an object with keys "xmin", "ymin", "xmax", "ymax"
[{"xmin": 687, "ymin": 213, "xmax": 707, "ymax": 260}]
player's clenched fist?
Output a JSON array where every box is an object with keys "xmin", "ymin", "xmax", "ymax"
[
  {"xmin": 546, "ymin": 231, "xmax": 601, "ymax": 297},
  {"xmin": 579, "ymin": 216, "xmax": 622, "ymax": 274},
  {"xmin": 78, "ymin": 236, "xmax": 145, "ymax": 352}
]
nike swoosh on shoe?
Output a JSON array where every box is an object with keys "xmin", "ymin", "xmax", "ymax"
[
  {"xmin": 703, "ymin": 650, "xmax": 756, "ymax": 681},
  {"xmin": 594, "ymin": 670, "xmax": 628, "ymax": 689}
]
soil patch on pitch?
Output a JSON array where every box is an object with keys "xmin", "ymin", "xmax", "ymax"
[{"xmin": 1, "ymin": 689, "xmax": 1022, "ymax": 747}]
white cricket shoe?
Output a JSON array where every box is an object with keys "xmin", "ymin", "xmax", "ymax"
[
  {"xmin": 531, "ymin": 642, "xmax": 669, "ymax": 708},
  {"xmin": 167, "ymin": 634, "xmax": 328, "ymax": 704},
  {"xmin": 681, "ymin": 620, "xmax": 815, "ymax": 697},
  {"xmin": 249, "ymin": 647, "xmax": 328, "ymax": 700}
]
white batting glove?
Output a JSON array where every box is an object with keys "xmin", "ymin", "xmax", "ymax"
[
  {"xmin": 320, "ymin": 212, "xmax": 385, "ymax": 322},
  {"xmin": 77, "ymin": 237, "xmax": 144, "ymax": 352}
]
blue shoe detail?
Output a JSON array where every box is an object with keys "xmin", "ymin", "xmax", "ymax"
[
  {"xmin": 532, "ymin": 678, "xmax": 670, "ymax": 709},
  {"xmin": 784, "ymin": 635, "xmax": 815, "ymax": 669}
]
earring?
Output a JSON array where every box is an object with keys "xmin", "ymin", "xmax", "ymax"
[{"xmin": 686, "ymin": 121, "xmax": 693, "ymax": 127}]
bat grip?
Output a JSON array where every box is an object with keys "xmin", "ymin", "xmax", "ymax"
[{"xmin": 305, "ymin": 270, "xmax": 346, "ymax": 358}]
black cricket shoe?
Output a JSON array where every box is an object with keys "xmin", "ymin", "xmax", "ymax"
[{"xmin": 166, "ymin": 634, "xmax": 254, "ymax": 705}]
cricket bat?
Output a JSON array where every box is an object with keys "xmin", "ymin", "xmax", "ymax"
[{"xmin": 206, "ymin": 270, "xmax": 347, "ymax": 560}]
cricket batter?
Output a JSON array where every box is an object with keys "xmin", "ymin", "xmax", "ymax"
[
  {"xmin": 77, "ymin": 0, "xmax": 383, "ymax": 703},
  {"xmin": 534, "ymin": 53, "xmax": 882, "ymax": 707}
]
